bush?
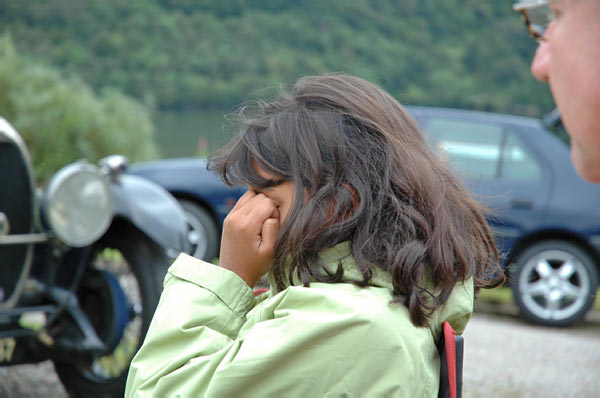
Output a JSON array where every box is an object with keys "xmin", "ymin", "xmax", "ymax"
[{"xmin": 0, "ymin": 34, "xmax": 159, "ymax": 183}]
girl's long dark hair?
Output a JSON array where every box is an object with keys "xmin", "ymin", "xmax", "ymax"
[{"xmin": 208, "ymin": 74, "xmax": 504, "ymax": 327}]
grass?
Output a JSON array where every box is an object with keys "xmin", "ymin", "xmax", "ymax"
[
  {"xmin": 478, "ymin": 286, "xmax": 600, "ymax": 310},
  {"xmin": 477, "ymin": 287, "xmax": 514, "ymax": 305}
]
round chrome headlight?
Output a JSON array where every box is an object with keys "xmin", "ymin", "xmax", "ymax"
[{"xmin": 44, "ymin": 162, "xmax": 113, "ymax": 247}]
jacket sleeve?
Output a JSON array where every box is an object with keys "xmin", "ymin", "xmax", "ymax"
[{"xmin": 125, "ymin": 253, "xmax": 256, "ymax": 397}]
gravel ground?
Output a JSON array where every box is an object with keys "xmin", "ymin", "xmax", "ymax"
[
  {"xmin": 0, "ymin": 360, "xmax": 67, "ymax": 398},
  {"xmin": 463, "ymin": 310, "xmax": 600, "ymax": 398},
  {"xmin": 1, "ymin": 306, "xmax": 598, "ymax": 397}
]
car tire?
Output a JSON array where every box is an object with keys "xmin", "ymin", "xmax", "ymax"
[
  {"xmin": 53, "ymin": 231, "xmax": 170, "ymax": 397},
  {"xmin": 178, "ymin": 199, "xmax": 219, "ymax": 261},
  {"xmin": 510, "ymin": 240, "xmax": 598, "ymax": 327}
]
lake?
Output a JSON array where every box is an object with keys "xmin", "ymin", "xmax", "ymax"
[{"xmin": 154, "ymin": 109, "xmax": 235, "ymax": 158}]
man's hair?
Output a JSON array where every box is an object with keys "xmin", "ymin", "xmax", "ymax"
[{"xmin": 208, "ymin": 74, "xmax": 504, "ymax": 327}]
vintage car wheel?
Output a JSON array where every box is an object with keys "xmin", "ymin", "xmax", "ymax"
[
  {"xmin": 53, "ymin": 233, "xmax": 169, "ymax": 397},
  {"xmin": 510, "ymin": 240, "xmax": 598, "ymax": 327},
  {"xmin": 178, "ymin": 199, "xmax": 219, "ymax": 261}
]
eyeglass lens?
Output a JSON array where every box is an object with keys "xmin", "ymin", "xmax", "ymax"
[{"xmin": 526, "ymin": 6, "xmax": 554, "ymax": 37}]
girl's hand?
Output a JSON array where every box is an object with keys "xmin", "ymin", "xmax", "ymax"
[{"xmin": 219, "ymin": 190, "xmax": 280, "ymax": 287}]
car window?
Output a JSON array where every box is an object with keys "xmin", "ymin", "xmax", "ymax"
[
  {"xmin": 424, "ymin": 118, "xmax": 504, "ymax": 180},
  {"xmin": 424, "ymin": 117, "xmax": 542, "ymax": 182},
  {"xmin": 500, "ymin": 133, "xmax": 542, "ymax": 182}
]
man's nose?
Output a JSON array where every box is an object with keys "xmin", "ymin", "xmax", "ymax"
[{"xmin": 531, "ymin": 41, "xmax": 550, "ymax": 82}]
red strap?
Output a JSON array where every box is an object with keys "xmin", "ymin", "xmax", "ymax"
[
  {"xmin": 253, "ymin": 288, "xmax": 269, "ymax": 296},
  {"xmin": 443, "ymin": 321, "xmax": 458, "ymax": 398}
]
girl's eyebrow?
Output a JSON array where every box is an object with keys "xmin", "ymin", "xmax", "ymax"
[
  {"xmin": 248, "ymin": 177, "xmax": 284, "ymax": 193},
  {"xmin": 255, "ymin": 178, "xmax": 283, "ymax": 189},
  {"xmin": 263, "ymin": 178, "xmax": 283, "ymax": 187}
]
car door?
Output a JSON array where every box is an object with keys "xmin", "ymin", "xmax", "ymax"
[{"xmin": 420, "ymin": 115, "xmax": 552, "ymax": 261}]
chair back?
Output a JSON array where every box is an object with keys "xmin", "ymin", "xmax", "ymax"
[{"xmin": 438, "ymin": 321, "xmax": 464, "ymax": 398}]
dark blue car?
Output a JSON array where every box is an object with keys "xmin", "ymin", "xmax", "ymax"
[{"xmin": 129, "ymin": 107, "xmax": 600, "ymax": 327}]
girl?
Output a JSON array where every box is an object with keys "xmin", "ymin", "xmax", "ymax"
[{"xmin": 126, "ymin": 74, "xmax": 503, "ymax": 397}]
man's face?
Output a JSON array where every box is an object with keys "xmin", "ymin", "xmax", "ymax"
[{"xmin": 530, "ymin": 0, "xmax": 600, "ymax": 182}]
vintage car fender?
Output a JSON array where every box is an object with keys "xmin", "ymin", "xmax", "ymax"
[
  {"xmin": 108, "ymin": 173, "xmax": 189, "ymax": 254},
  {"xmin": 0, "ymin": 118, "xmax": 37, "ymax": 310}
]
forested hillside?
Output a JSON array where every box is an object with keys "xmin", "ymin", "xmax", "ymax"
[
  {"xmin": 0, "ymin": 36, "xmax": 158, "ymax": 181},
  {"xmin": 0, "ymin": 0, "xmax": 553, "ymax": 115}
]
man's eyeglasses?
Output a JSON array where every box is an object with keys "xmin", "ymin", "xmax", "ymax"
[{"xmin": 513, "ymin": 1, "xmax": 556, "ymax": 41}]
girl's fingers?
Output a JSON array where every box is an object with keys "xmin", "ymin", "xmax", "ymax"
[
  {"xmin": 219, "ymin": 191, "xmax": 280, "ymax": 288},
  {"xmin": 259, "ymin": 218, "xmax": 279, "ymax": 254},
  {"xmin": 235, "ymin": 191, "xmax": 272, "ymax": 217},
  {"xmin": 246, "ymin": 195, "xmax": 278, "ymax": 225}
]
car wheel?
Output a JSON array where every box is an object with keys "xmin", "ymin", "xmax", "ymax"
[
  {"xmin": 510, "ymin": 240, "xmax": 598, "ymax": 327},
  {"xmin": 53, "ymin": 232, "xmax": 169, "ymax": 397},
  {"xmin": 178, "ymin": 199, "xmax": 219, "ymax": 261}
]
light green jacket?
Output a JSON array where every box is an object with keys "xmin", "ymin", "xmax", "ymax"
[{"xmin": 125, "ymin": 242, "xmax": 474, "ymax": 397}]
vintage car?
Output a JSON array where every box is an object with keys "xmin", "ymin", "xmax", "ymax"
[{"xmin": 0, "ymin": 117, "xmax": 188, "ymax": 397}]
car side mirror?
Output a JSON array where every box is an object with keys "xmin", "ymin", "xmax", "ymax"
[{"xmin": 542, "ymin": 108, "xmax": 562, "ymax": 130}]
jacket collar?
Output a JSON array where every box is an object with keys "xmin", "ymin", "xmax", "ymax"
[
  {"xmin": 267, "ymin": 241, "xmax": 392, "ymax": 292},
  {"xmin": 265, "ymin": 241, "xmax": 474, "ymax": 334}
]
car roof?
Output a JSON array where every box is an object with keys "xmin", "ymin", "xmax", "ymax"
[{"xmin": 405, "ymin": 106, "xmax": 544, "ymax": 129}]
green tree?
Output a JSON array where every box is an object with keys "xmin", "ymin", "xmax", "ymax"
[
  {"xmin": 0, "ymin": 34, "xmax": 159, "ymax": 182},
  {"xmin": 0, "ymin": 0, "xmax": 554, "ymax": 116}
]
